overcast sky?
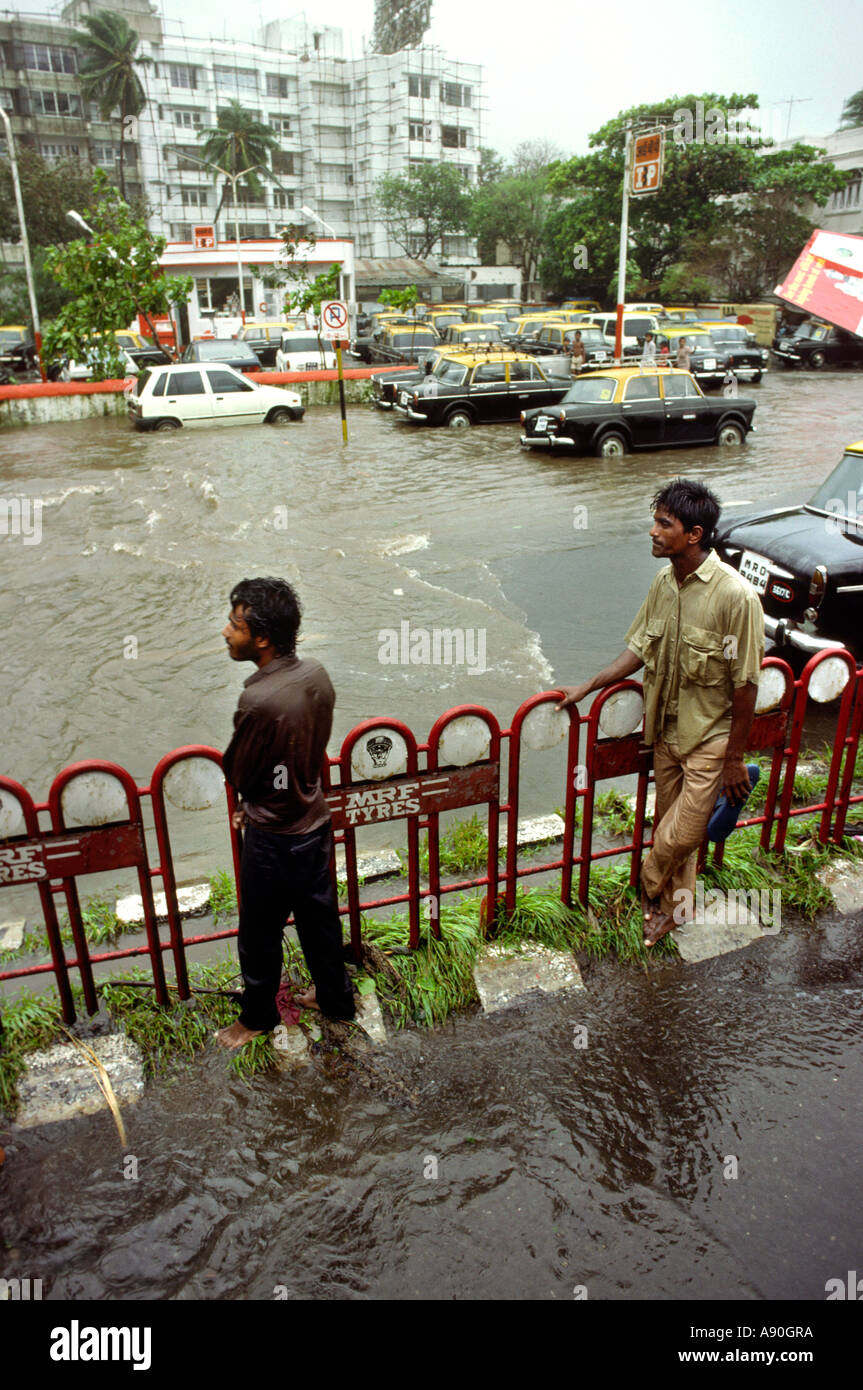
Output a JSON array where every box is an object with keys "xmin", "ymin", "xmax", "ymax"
[{"xmin": 12, "ymin": 0, "xmax": 863, "ymax": 158}]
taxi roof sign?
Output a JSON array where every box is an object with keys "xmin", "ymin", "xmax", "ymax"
[{"xmin": 631, "ymin": 129, "xmax": 664, "ymax": 195}]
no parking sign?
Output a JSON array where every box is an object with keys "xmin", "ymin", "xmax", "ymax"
[{"xmin": 320, "ymin": 300, "xmax": 349, "ymax": 341}]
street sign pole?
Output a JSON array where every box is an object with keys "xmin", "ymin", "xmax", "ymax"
[
  {"xmin": 335, "ymin": 341, "xmax": 348, "ymax": 444},
  {"xmin": 614, "ymin": 125, "xmax": 632, "ymax": 365}
]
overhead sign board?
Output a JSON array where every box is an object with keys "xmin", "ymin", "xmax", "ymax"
[
  {"xmin": 775, "ymin": 229, "xmax": 863, "ymax": 338},
  {"xmin": 193, "ymin": 224, "xmax": 216, "ymax": 249},
  {"xmin": 631, "ymin": 130, "xmax": 664, "ymax": 195},
  {"xmin": 320, "ymin": 300, "xmax": 349, "ymax": 340}
]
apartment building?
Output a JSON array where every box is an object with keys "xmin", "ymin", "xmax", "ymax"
[{"xmin": 0, "ymin": 0, "xmax": 484, "ymax": 261}]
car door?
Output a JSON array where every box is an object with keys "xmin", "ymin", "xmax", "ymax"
[
  {"xmin": 468, "ymin": 361, "xmax": 509, "ymax": 420},
  {"xmin": 661, "ymin": 372, "xmax": 716, "ymax": 444},
  {"xmin": 205, "ymin": 367, "xmax": 266, "ymax": 423},
  {"xmin": 509, "ymin": 358, "xmax": 565, "ymax": 413},
  {"xmin": 621, "ymin": 372, "xmax": 664, "ymax": 445},
  {"xmin": 161, "ymin": 368, "xmax": 213, "ymax": 423}
]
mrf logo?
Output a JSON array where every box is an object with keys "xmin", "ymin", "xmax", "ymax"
[
  {"xmin": 0, "ymin": 844, "xmax": 47, "ymax": 884},
  {"xmin": 341, "ymin": 781, "xmax": 421, "ymax": 826}
]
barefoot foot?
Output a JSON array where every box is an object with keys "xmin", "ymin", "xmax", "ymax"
[
  {"xmin": 293, "ymin": 986, "xmax": 320, "ymax": 1012},
  {"xmin": 644, "ymin": 910, "xmax": 676, "ymax": 948},
  {"xmin": 215, "ymin": 1022, "xmax": 265, "ymax": 1049}
]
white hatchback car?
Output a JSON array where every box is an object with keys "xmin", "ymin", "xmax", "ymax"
[
  {"xmin": 274, "ymin": 331, "xmax": 337, "ymax": 372},
  {"xmin": 127, "ymin": 362, "xmax": 304, "ymax": 431}
]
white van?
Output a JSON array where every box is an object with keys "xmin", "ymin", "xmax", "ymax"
[
  {"xmin": 275, "ymin": 332, "xmax": 337, "ymax": 372},
  {"xmin": 585, "ymin": 312, "xmax": 661, "ymax": 355}
]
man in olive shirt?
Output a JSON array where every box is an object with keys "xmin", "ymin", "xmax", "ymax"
[
  {"xmin": 216, "ymin": 577, "xmax": 355, "ymax": 1049},
  {"xmin": 558, "ymin": 479, "xmax": 764, "ymax": 946}
]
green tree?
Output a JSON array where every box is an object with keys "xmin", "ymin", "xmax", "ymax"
[
  {"xmin": 198, "ymin": 100, "xmax": 280, "ymax": 224},
  {"xmin": 469, "ymin": 142, "xmax": 560, "ymax": 283},
  {"xmin": 42, "ymin": 171, "xmax": 192, "ymax": 379},
  {"xmin": 839, "ymin": 87, "xmax": 863, "ymax": 130},
  {"xmin": 0, "ymin": 249, "xmax": 74, "ymax": 326},
  {"xmin": 254, "ymin": 225, "xmax": 342, "ymax": 361},
  {"xmin": 375, "ymin": 164, "xmax": 472, "ymax": 258},
  {"xmin": 546, "ymin": 95, "xmax": 850, "ymax": 299},
  {"xmin": 477, "ymin": 146, "xmax": 505, "ymax": 186},
  {"xmin": 0, "ymin": 148, "xmax": 100, "ymax": 248},
  {"xmin": 73, "ymin": 9, "xmax": 151, "ymax": 200}
]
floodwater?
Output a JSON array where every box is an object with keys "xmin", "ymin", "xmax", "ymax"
[
  {"xmin": 2, "ymin": 370, "xmax": 863, "ymax": 1301},
  {"xmin": 1, "ymin": 911, "xmax": 862, "ymax": 1300}
]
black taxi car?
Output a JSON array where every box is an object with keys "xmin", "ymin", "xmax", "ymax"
[
  {"xmin": 367, "ymin": 323, "xmax": 440, "ymax": 365},
  {"xmin": 713, "ymin": 441, "xmax": 863, "ymax": 656},
  {"xmin": 393, "ymin": 349, "xmax": 571, "ymax": 427},
  {"xmin": 771, "ymin": 320, "xmax": 863, "ymax": 370},
  {"xmin": 653, "ymin": 327, "xmax": 767, "ymax": 385},
  {"xmin": 519, "ymin": 365, "xmax": 756, "ymax": 456}
]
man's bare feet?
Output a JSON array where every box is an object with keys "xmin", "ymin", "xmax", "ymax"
[
  {"xmin": 644, "ymin": 910, "xmax": 676, "ymax": 948},
  {"xmin": 293, "ymin": 986, "xmax": 320, "ymax": 1011},
  {"xmin": 215, "ymin": 1021, "xmax": 264, "ymax": 1049},
  {"xmin": 641, "ymin": 889, "xmax": 661, "ymax": 924}
]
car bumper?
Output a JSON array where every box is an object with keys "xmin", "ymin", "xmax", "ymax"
[
  {"xmin": 519, "ymin": 432, "xmax": 575, "ymax": 449},
  {"xmin": 763, "ymin": 613, "xmax": 847, "ymax": 654},
  {"xmin": 393, "ymin": 403, "xmax": 429, "ymax": 423}
]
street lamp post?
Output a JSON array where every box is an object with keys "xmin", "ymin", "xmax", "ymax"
[
  {"xmin": 168, "ymin": 147, "xmax": 261, "ymax": 324},
  {"xmin": 1, "ymin": 105, "xmax": 46, "ymax": 380}
]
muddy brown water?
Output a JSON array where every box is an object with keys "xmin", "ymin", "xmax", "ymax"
[{"xmin": 2, "ymin": 369, "xmax": 863, "ymax": 1300}]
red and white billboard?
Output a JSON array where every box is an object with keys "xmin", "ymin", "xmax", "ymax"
[{"xmin": 775, "ymin": 229, "xmax": 863, "ymax": 338}]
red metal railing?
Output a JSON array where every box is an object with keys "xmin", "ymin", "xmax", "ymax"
[{"xmin": 1, "ymin": 652, "xmax": 861, "ymax": 1023}]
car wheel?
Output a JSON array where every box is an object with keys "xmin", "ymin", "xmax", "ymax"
[
  {"xmin": 154, "ymin": 418, "xmax": 181, "ymax": 431},
  {"xmin": 595, "ymin": 430, "xmax": 627, "ymax": 458},
  {"xmin": 752, "ymin": 371, "xmax": 762, "ymax": 383},
  {"xmin": 446, "ymin": 408, "xmax": 473, "ymax": 428},
  {"xmin": 717, "ymin": 421, "xmax": 744, "ymax": 445},
  {"xmin": 268, "ymin": 407, "xmax": 294, "ymax": 425},
  {"xmin": 809, "ymin": 350, "xmax": 826, "ymax": 369}
]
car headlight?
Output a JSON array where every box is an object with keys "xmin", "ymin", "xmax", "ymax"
[{"xmin": 808, "ymin": 564, "xmax": 828, "ymax": 610}]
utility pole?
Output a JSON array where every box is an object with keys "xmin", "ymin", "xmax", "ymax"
[
  {"xmin": 613, "ymin": 125, "xmax": 632, "ymax": 365},
  {"xmin": 1, "ymin": 106, "xmax": 46, "ymax": 380}
]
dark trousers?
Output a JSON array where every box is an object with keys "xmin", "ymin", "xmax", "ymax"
[{"xmin": 237, "ymin": 820, "xmax": 355, "ymax": 1029}]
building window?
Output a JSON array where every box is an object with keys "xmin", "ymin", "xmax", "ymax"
[
  {"xmin": 172, "ymin": 224, "xmax": 195, "ymax": 240},
  {"xmin": 441, "ymin": 234, "xmax": 472, "ymax": 257},
  {"xmin": 408, "ymin": 74, "xmax": 432, "ymax": 99},
  {"xmin": 269, "ymin": 115, "xmax": 292, "ymax": 137},
  {"xmin": 31, "ymin": 89, "xmax": 81, "ymax": 116},
  {"xmin": 272, "ymin": 151, "xmax": 295, "ymax": 176},
  {"xmin": 19, "ymin": 43, "xmax": 77, "ymax": 74},
  {"xmin": 272, "ymin": 191, "xmax": 291, "ymax": 209},
  {"xmin": 179, "ymin": 187, "xmax": 207, "ymax": 208},
  {"xmin": 174, "ymin": 109, "xmax": 202, "ymax": 129},
  {"xmin": 441, "ymin": 125, "xmax": 469, "ymax": 149},
  {"xmin": 409, "ymin": 121, "xmax": 432, "ymax": 141},
  {"xmin": 214, "ymin": 67, "xmax": 257, "ymax": 93},
  {"xmin": 266, "ymin": 73, "xmax": 295, "ymax": 99},
  {"xmin": 237, "ymin": 223, "xmax": 269, "ymax": 239},
  {"xmin": 169, "ymin": 145, "xmax": 206, "ymax": 171},
  {"xmin": 441, "ymin": 82, "xmax": 471, "ymax": 107},
  {"xmin": 40, "ymin": 142, "xmax": 80, "ymax": 161},
  {"xmin": 169, "ymin": 64, "xmax": 197, "ymax": 89},
  {"xmin": 91, "ymin": 142, "xmax": 122, "ymax": 165}
]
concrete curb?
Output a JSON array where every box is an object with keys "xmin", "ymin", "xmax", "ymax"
[
  {"xmin": 473, "ymin": 942, "xmax": 584, "ymax": 1014},
  {"xmin": 14, "ymin": 1033, "xmax": 145, "ymax": 1131}
]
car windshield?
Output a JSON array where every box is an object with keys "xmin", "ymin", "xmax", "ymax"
[
  {"xmin": 806, "ymin": 452, "xmax": 863, "ymax": 520},
  {"xmin": 563, "ymin": 377, "xmax": 618, "ymax": 404},
  {"xmin": 391, "ymin": 331, "xmax": 436, "ymax": 346},
  {"xmin": 195, "ymin": 340, "xmax": 256, "ymax": 358},
  {"xmin": 433, "ymin": 359, "xmax": 469, "ymax": 385},
  {"xmin": 709, "ymin": 326, "xmax": 747, "ymax": 342},
  {"xmin": 0, "ymin": 328, "xmax": 23, "ymax": 343},
  {"xmin": 281, "ymin": 337, "xmax": 325, "ymax": 352},
  {"xmin": 458, "ymin": 329, "xmax": 501, "ymax": 342},
  {"xmin": 568, "ymin": 330, "xmax": 606, "ymax": 346}
]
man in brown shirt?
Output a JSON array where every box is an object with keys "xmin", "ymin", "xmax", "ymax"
[
  {"xmin": 216, "ymin": 577, "xmax": 355, "ymax": 1048},
  {"xmin": 557, "ymin": 479, "xmax": 763, "ymax": 947}
]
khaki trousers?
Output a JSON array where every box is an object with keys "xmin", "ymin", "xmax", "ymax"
[{"xmin": 641, "ymin": 737, "xmax": 728, "ymax": 920}]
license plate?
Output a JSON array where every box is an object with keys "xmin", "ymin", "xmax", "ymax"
[
  {"xmin": 399, "ymin": 391, "xmax": 410, "ymax": 405},
  {"xmin": 303, "ymin": 361, "xmax": 318, "ymax": 370},
  {"xmin": 740, "ymin": 550, "xmax": 771, "ymax": 593},
  {"xmin": 534, "ymin": 416, "xmax": 549, "ymax": 432},
  {"xmin": 594, "ymin": 352, "xmax": 608, "ymax": 360},
  {"xmin": 703, "ymin": 357, "xmax": 717, "ymax": 369}
]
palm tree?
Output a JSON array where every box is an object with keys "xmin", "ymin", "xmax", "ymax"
[
  {"xmin": 839, "ymin": 87, "xmax": 863, "ymax": 130},
  {"xmin": 198, "ymin": 101, "xmax": 280, "ymax": 225},
  {"xmin": 73, "ymin": 10, "xmax": 151, "ymax": 200}
]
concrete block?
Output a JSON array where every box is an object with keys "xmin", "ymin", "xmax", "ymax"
[
  {"xmin": 271, "ymin": 1024, "xmax": 310, "ymax": 1071},
  {"xmin": 815, "ymin": 857, "xmax": 863, "ymax": 915},
  {"xmin": 14, "ymin": 1033, "xmax": 145, "ymax": 1130},
  {"xmin": 673, "ymin": 899, "xmax": 764, "ymax": 963},
  {"xmin": 0, "ymin": 918, "xmax": 26, "ymax": 951},
  {"xmin": 355, "ymin": 987, "xmax": 387, "ymax": 1043},
  {"xmin": 473, "ymin": 942, "xmax": 583, "ymax": 1014},
  {"xmin": 116, "ymin": 882, "xmax": 211, "ymax": 926}
]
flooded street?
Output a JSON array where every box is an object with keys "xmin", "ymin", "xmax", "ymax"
[
  {"xmin": 2, "ymin": 370, "xmax": 863, "ymax": 1304},
  {"xmin": 2, "ymin": 911, "xmax": 862, "ymax": 1300}
]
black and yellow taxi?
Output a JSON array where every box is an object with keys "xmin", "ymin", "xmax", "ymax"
[
  {"xmin": 393, "ymin": 348, "xmax": 571, "ymax": 427},
  {"xmin": 238, "ymin": 319, "xmax": 304, "ymax": 367},
  {"xmin": 519, "ymin": 364, "xmax": 756, "ymax": 455},
  {"xmin": 422, "ymin": 307, "xmax": 467, "ymax": 337},
  {"xmin": 440, "ymin": 322, "xmax": 506, "ymax": 349},
  {"xmin": 526, "ymin": 321, "xmax": 612, "ymax": 366},
  {"xmin": 367, "ymin": 321, "xmax": 440, "ymax": 365},
  {"xmin": 561, "ymin": 298, "xmax": 602, "ymax": 313}
]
